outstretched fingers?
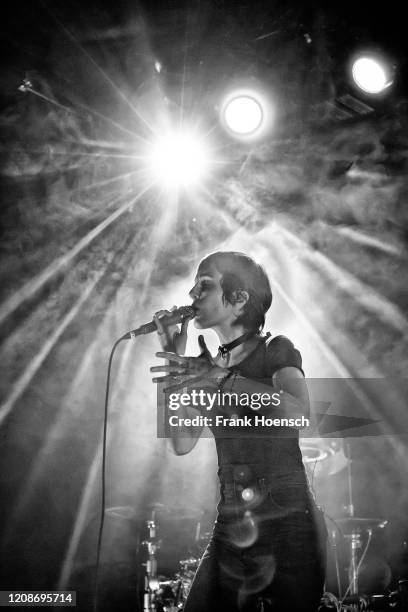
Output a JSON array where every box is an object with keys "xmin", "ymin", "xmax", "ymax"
[
  {"xmin": 156, "ymin": 351, "xmax": 187, "ymax": 362},
  {"xmin": 151, "ymin": 364, "xmax": 188, "ymax": 373},
  {"xmin": 160, "ymin": 374, "xmax": 205, "ymax": 392}
]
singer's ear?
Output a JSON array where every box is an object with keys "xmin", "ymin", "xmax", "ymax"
[{"xmin": 230, "ymin": 290, "xmax": 249, "ymax": 306}]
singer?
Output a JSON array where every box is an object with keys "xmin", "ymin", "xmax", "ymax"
[{"xmin": 151, "ymin": 251, "xmax": 327, "ymax": 612}]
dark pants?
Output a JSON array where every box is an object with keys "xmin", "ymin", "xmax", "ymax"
[{"xmin": 184, "ymin": 484, "xmax": 327, "ymax": 612}]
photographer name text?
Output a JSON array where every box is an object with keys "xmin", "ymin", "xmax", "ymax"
[{"xmin": 167, "ymin": 414, "xmax": 309, "ymax": 428}]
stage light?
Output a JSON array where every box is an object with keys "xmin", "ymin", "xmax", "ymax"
[
  {"xmin": 220, "ymin": 89, "xmax": 271, "ymax": 140},
  {"xmin": 147, "ymin": 129, "xmax": 211, "ymax": 189},
  {"xmin": 351, "ymin": 55, "xmax": 394, "ymax": 94},
  {"xmin": 224, "ymin": 95, "xmax": 263, "ymax": 135}
]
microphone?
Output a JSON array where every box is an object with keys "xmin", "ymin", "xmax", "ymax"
[{"xmin": 121, "ymin": 305, "xmax": 196, "ymax": 339}]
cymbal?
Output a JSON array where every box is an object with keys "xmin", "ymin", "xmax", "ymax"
[
  {"xmin": 165, "ymin": 508, "xmax": 204, "ymax": 520},
  {"xmin": 105, "ymin": 506, "xmax": 140, "ymax": 520},
  {"xmin": 104, "ymin": 504, "xmax": 171, "ymax": 521},
  {"xmin": 336, "ymin": 517, "xmax": 388, "ymax": 533},
  {"xmin": 146, "ymin": 502, "xmax": 167, "ymax": 510},
  {"xmin": 105, "ymin": 503, "xmax": 203, "ymax": 522}
]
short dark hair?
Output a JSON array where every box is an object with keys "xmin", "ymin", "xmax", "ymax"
[{"xmin": 198, "ymin": 251, "xmax": 272, "ymax": 333}]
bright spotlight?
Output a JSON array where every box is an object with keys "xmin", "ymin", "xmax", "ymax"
[
  {"xmin": 220, "ymin": 89, "xmax": 272, "ymax": 140},
  {"xmin": 148, "ymin": 129, "xmax": 210, "ymax": 189},
  {"xmin": 351, "ymin": 56, "xmax": 393, "ymax": 94},
  {"xmin": 224, "ymin": 95, "xmax": 263, "ymax": 135}
]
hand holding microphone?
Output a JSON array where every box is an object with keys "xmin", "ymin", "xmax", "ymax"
[
  {"xmin": 153, "ymin": 306, "xmax": 193, "ymax": 354},
  {"xmin": 121, "ymin": 305, "xmax": 195, "ymax": 347}
]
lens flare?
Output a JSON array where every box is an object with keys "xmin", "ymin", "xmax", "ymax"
[{"xmin": 241, "ymin": 487, "xmax": 255, "ymax": 501}]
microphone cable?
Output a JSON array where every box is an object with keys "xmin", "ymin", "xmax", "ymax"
[
  {"xmin": 92, "ymin": 336, "xmax": 125, "ymax": 612},
  {"xmin": 92, "ymin": 307, "xmax": 192, "ymax": 610}
]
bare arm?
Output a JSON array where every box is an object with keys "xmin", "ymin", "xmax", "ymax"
[
  {"xmin": 152, "ymin": 309, "xmax": 205, "ymax": 455},
  {"xmin": 272, "ymin": 366, "xmax": 310, "ymax": 421},
  {"xmin": 216, "ymin": 365, "xmax": 309, "ymax": 427}
]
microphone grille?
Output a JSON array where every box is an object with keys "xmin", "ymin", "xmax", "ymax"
[{"xmin": 180, "ymin": 305, "xmax": 196, "ymax": 318}]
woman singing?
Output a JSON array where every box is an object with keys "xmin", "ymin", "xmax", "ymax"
[{"xmin": 151, "ymin": 251, "xmax": 326, "ymax": 612}]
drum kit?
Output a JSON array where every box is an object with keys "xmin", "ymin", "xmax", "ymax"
[
  {"xmin": 105, "ymin": 442, "xmax": 406, "ymax": 612},
  {"xmin": 139, "ymin": 502, "xmax": 208, "ymax": 612},
  {"xmin": 307, "ymin": 441, "xmax": 407, "ymax": 611},
  {"xmin": 136, "ymin": 505, "xmax": 403, "ymax": 612}
]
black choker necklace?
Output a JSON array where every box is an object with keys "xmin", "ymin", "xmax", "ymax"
[{"xmin": 218, "ymin": 331, "xmax": 256, "ymax": 360}]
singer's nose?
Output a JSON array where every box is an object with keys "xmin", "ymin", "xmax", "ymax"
[{"xmin": 189, "ymin": 283, "xmax": 200, "ymax": 299}]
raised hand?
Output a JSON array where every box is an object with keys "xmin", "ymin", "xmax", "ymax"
[{"xmin": 151, "ymin": 335, "xmax": 226, "ymax": 392}]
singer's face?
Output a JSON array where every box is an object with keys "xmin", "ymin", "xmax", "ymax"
[{"xmin": 189, "ymin": 265, "xmax": 235, "ymax": 330}]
